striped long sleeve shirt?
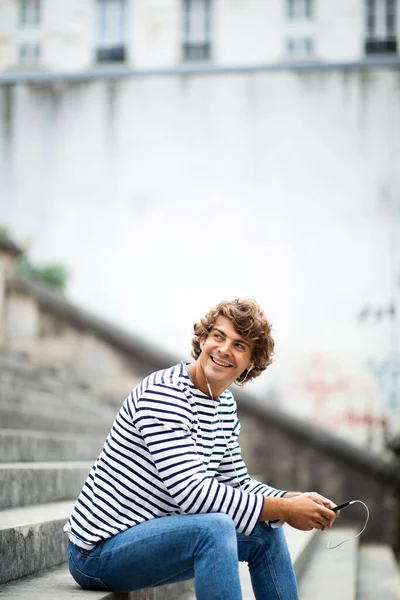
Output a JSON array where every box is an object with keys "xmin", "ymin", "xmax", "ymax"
[{"xmin": 63, "ymin": 362, "xmax": 285, "ymax": 549}]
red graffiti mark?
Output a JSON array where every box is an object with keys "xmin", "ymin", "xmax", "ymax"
[
  {"xmin": 311, "ymin": 410, "xmax": 387, "ymax": 428},
  {"xmin": 303, "ymin": 380, "xmax": 350, "ymax": 421},
  {"xmin": 299, "ymin": 355, "xmax": 351, "ymax": 421}
]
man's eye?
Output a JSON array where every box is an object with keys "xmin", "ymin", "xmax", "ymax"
[
  {"xmin": 236, "ymin": 344, "xmax": 244, "ymax": 350},
  {"xmin": 214, "ymin": 333, "xmax": 222, "ymax": 339}
]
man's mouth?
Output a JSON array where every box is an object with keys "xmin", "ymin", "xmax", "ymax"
[{"xmin": 210, "ymin": 356, "xmax": 234, "ymax": 368}]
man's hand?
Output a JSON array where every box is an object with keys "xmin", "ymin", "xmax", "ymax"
[
  {"xmin": 282, "ymin": 492, "xmax": 337, "ymax": 531},
  {"xmin": 260, "ymin": 492, "xmax": 337, "ymax": 531}
]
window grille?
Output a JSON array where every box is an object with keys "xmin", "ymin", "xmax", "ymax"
[
  {"xmin": 285, "ymin": 36, "xmax": 314, "ymax": 57},
  {"xmin": 19, "ymin": 42, "xmax": 41, "ymax": 62},
  {"xmin": 96, "ymin": 0, "xmax": 127, "ymax": 63},
  {"xmin": 19, "ymin": 0, "xmax": 41, "ymax": 27},
  {"xmin": 365, "ymin": 0, "xmax": 398, "ymax": 54},
  {"xmin": 286, "ymin": 0, "xmax": 314, "ymax": 20},
  {"xmin": 182, "ymin": 0, "xmax": 212, "ymax": 61}
]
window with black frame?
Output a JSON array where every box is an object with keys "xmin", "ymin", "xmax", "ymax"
[
  {"xmin": 96, "ymin": 0, "xmax": 127, "ymax": 63},
  {"xmin": 182, "ymin": 0, "xmax": 212, "ymax": 62},
  {"xmin": 365, "ymin": 0, "xmax": 398, "ymax": 55}
]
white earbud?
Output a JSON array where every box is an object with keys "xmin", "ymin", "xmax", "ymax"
[{"xmin": 248, "ymin": 364, "xmax": 254, "ymax": 372}]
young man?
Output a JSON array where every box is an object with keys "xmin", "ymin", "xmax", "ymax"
[{"xmin": 64, "ymin": 299, "xmax": 337, "ymax": 599}]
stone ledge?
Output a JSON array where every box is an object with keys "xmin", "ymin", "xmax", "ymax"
[
  {"xmin": 357, "ymin": 545, "xmax": 400, "ymax": 600},
  {"xmin": 0, "ymin": 563, "xmax": 193, "ymax": 599},
  {"xmin": 0, "ymin": 462, "xmax": 91, "ymax": 509},
  {"xmin": 0, "ymin": 428, "xmax": 104, "ymax": 462},
  {"xmin": 297, "ymin": 527, "xmax": 359, "ymax": 600},
  {"xmin": 6, "ymin": 275, "xmax": 179, "ymax": 375},
  {"xmin": 0, "ymin": 407, "xmax": 112, "ymax": 434},
  {"xmin": 0, "ymin": 499, "xmax": 73, "ymax": 585}
]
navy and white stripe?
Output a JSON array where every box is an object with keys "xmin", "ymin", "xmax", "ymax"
[{"xmin": 63, "ymin": 362, "xmax": 285, "ymax": 549}]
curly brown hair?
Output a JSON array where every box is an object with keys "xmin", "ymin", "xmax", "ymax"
[{"xmin": 191, "ymin": 299, "xmax": 275, "ymax": 385}]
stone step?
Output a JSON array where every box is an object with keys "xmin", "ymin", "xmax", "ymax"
[
  {"xmin": 0, "ymin": 407, "xmax": 113, "ymax": 434},
  {"xmin": 297, "ymin": 527, "xmax": 358, "ymax": 600},
  {"xmin": 0, "ymin": 462, "xmax": 91, "ymax": 509},
  {"xmin": 0, "ymin": 385, "xmax": 117, "ymax": 415},
  {"xmin": 0, "ymin": 500, "xmax": 193, "ymax": 599},
  {"xmin": 0, "ymin": 565, "xmax": 112, "ymax": 599},
  {"xmin": 0, "ymin": 428, "xmax": 104, "ymax": 462},
  {"xmin": 0, "ymin": 500, "xmax": 73, "ymax": 585},
  {"xmin": 0, "ymin": 563, "xmax": 193, "ymax": 599},
  {"xmin": 356, "ymin": 544, "xmax": 400, "ymax": 600}
]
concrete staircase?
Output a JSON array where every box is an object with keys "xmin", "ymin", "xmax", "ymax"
[
  {"xmin": 1, "ymin": 349, "xmax": 399, "ymax": 599},
  {"xmin": 0, "ymin": 349, "xmax": 192, "ymax": 599}
]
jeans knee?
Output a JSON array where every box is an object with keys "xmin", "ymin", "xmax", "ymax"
[
  {"xmin": 247, "ymin": 524, "xmax": 289, "ymax": 564},
  {"xmin": 197, "ymin": 513, "xmax": 237, "ymax": 552},
  {"xmin": 208, "ymin": 513, "xmax": 236, "ymax": 537}
]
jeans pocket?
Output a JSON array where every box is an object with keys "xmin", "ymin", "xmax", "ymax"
[{"xmin": 68, "ymin": 547, "xmax": 111, "ymax": 591}]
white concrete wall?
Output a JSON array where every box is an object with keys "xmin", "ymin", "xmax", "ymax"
[
  {"xmin": 0, "ymin": 67, "xmax": 399, "ymax": 454},
  {"xmin": 318, "ymin": 0, "xmax": 364, "ymax": 61},
  {"xmin": 0, "ymin": 0, "xmax": 18, "ymax": 70},
  {"xmin": 44, "ymin": 0, "xmax": 96, "ymax": 71},
  {"xmin": 216, "ymin": 0, "xmax": 282, "ymax": 65},
  {"xmin": 132, "ymin": 0, "xmax": 180, "ymax": 67},
  {"xmin": 1, "ymin": 0, "xmax": 399, "ymax": 72}
]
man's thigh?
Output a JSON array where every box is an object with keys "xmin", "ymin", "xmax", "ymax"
[{"xmin": 85, "ymin": 513, "xmax": 233, "ymax": 591}]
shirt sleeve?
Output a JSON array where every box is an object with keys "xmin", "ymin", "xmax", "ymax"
[
  {"xmin": 131, "ymin": 385, "xmax": 264, "ymax": 535},
  {"xmin": 214, "ymin": 403, "xmax": 287, "ymax": 529}
]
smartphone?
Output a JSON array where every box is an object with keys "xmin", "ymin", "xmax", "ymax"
[{"xmin": 332, "ymin": 501, "xmax": 351, "ymax": 512}]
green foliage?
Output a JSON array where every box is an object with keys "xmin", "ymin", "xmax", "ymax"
[{"xmin": 16, "ymin": 256, "xmax": 68, "ymax": 293}]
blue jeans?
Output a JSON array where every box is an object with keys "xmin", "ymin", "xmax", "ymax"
[{"xmin": 67, "ymin": 513, "xmax": 299, "ymax": 600}]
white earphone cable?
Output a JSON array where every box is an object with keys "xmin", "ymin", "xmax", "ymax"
[{"xmin": 324, "ymin": 500, "xmax": 369, "ymax": 549}]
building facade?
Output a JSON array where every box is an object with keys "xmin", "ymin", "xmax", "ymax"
[{"xmin": 0, "ymin": 0, "xmax": 399, "ymax": 73}]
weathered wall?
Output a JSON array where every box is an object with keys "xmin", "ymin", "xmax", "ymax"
[
  {"xmin": 0, "ymin": 66, "xmax": 400, "ymax": 454},
  {"xmin": 0, "ymin": 0, "xmax": 379, "ymax": 72}
]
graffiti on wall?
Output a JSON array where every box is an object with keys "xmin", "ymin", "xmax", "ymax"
[
  {"xmin": 294, "ymin": 354, "xmax": 395, "ymax": 450},
  {"xmin": 365, "ymin": 355, "xmax": 400, "ymax": 412}
]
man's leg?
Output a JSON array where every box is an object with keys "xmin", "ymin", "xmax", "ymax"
[
  {"xmin": 67, "ymin": 513, "xmax": 242, "ymax": 600},
  {"xmin": 237, "ymin": 522, "xmax": 299, "ymax": 600}
]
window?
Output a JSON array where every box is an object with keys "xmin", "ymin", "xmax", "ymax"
[
  {"xmin": 182, "ymin": 0, "xmax": 212, "ymax": 61},
  {"xmin": 19, "ymin": 42, "xmax": 41, "ymax": 63},
  {"xmin": 96, "ymin": 0, "xmax": 127, "ymax": 63},
  {"xmin": 286, "ymin": 37, "xmax": 314, "ymax": 57},
  {"xmin": 286, "ymin": 0, "xmax": 314, "ymax": 20},
  {"xmin": 19, "ymin": 0, "xmax": 41, "ymax": 26},
  {"xmin": 365, "ymin": 0, "xmax": 398, "ymax": 54}
]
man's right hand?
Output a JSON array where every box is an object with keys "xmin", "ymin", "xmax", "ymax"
[
  {"xmin": 261, "ymin": 492, "xmax": 337, "ymax": 531},
  {"xmin": 282, "ymin": 492, "xmax": 337, "ymax": 530}
]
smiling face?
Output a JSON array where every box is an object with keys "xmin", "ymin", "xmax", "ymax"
[{"xmin": 197, "ymin": 316, "xmax": 254, "ymax": 396}]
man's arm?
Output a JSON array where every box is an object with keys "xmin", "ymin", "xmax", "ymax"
[{"xmin": 260, "ymin": 491, "xmax": 337, "ymax": 531}]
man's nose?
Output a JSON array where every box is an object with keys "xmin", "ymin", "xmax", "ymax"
[{"xmin": 219, "ymin": 339, "xmax": 233, "ymax": 355}]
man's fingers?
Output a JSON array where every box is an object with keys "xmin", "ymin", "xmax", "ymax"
[{"xmin": 308, "ymin": 492, "xmax": 334, "ymax": 507}]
